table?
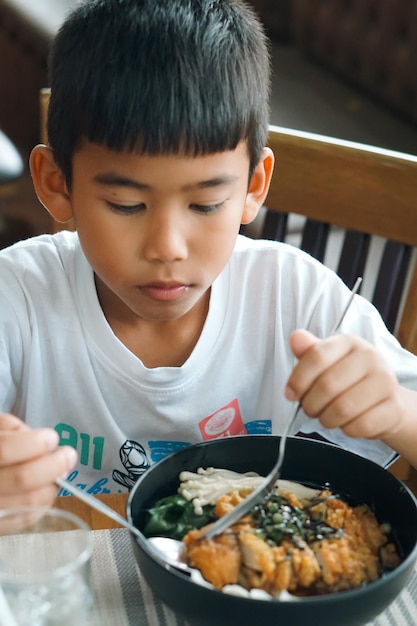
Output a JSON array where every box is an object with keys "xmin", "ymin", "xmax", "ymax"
[
  {"xmin": 55, "ymin": 494, "xmax": 417, "ymax": 626},
  {"xmin": 54, "ymin": 493, "xmax": 129, "ymax": 530}
]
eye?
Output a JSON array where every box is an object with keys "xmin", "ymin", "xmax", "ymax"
[
  {"xmin": 107, "ymin": 202, "xmax": 146, "ymax": 215},
  {"xmin": 189, "ymin": 201, "xmax": 225, "ymax": 214}
]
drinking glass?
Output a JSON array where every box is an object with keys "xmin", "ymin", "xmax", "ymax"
[{"xmin": 0, "ymin": 506, "xmax": 93, "ymax": 626}]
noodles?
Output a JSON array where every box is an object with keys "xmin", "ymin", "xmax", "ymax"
[
  {"xmin": 178, "ymin": 467, "xmax": 319, "ymax": 515},
  {"xmin": 178, "ymin": 468, "xmax": 263, "ymax": 514}
]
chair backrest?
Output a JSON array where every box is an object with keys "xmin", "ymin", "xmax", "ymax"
[
  {"xmin": 251, "ymin": 126, "xmax": 417, "ymax": 483},
  {"xmin": 248, "ymin": 125, "xmax": 417, "ymax": 356}
]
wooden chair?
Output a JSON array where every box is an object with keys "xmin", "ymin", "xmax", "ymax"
[
  {"xmin": 257, "ymin": 125, "xmax": 417, "ymax": 353},
  {"xmin": 39, "ymin": 88, "xmax": 50, "ymax": 147},
  {"xmin": 247, "ymin": 125, "xmax": 417, "ymax": 482}
]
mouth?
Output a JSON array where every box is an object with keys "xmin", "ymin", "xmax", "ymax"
[{"xmin": 140, "ymin": 282, "xmax": 191, "ymax": 302}]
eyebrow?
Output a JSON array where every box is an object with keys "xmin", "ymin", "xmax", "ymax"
[
  {"xmin": 93, "ymin": 173, "xmax": 149, "ymax": 190},
  {"xmin": 92, "ymin": 172, "xmax": 239, "ymax": 191}
]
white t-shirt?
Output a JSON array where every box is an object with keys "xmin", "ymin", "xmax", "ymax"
[{"xmin": 1, "ymin": 232, "xmax": 416, "ymax": 495}]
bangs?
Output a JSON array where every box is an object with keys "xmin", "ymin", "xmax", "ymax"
[
  {"xmin": 47, "ymin": 0, "xmax": 270, "ymax": 180},
  {"xmin": 70, "ymin": 64, "xmax": 258, "ymax": 159}
]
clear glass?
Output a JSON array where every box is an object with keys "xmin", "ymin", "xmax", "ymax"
[{"xmin": 0, "ymin": 506, "xmax": 93, "ymax": 626}]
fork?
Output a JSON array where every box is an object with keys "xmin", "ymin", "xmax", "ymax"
[{"xmin": 204, "ymin": 277, "xmax": 362, "ymax": 540}]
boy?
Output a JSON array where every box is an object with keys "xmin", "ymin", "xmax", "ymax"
[{"xmin": 1, "ymin": 0, "xmax": 417, "ymax": 510}]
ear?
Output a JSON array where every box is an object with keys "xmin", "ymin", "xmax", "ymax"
[
  {"xmin": 241, "ymin": 147, "xmax": 274, "ymax": 225},
  {"xmin": 29, "ymin": 145, "xmax": 74, "ymax": 223}
]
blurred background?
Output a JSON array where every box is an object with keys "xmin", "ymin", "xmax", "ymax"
[{"xmin": 0, "ymin": 0, "xmax": 416, "ymax": 248}]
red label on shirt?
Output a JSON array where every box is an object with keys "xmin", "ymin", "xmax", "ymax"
[{"xmin": 199, "ymin": 398, "xmax": 247, "ymax": 440}]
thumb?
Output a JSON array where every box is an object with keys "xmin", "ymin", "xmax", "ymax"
[
  {"xmin": 0, "ymin": 413, "xmax": 30, "ymax": 432},
  {"xmin": 289, "ymin": 329, "xmax": 320, "ymax": 359}
]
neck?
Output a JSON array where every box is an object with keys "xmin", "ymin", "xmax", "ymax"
[{"xmin": 96, "ymin": 278, "xmax": 210, "ymax": 367}]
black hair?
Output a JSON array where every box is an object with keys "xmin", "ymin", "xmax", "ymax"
[{"xmin": 47, "ymin": 0, "xmax": 271, "ymax": 183}]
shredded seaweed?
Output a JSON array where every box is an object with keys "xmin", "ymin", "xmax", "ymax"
[{"xmin": 251, "ymin": 493, "xmax": 343, "ymax": 546}]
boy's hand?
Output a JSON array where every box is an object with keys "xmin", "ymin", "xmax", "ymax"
[
  {"xmin": 284, "ymin": 330, "xmax": 406, "ymax": 441},
  {"xmin": 0, "ymin": 414, "xmax": 78, "ymax": 509}
]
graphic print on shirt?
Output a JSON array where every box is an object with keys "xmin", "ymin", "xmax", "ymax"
[
  {"xmin": 55, "ymin": 403, "xmax": 273, "ymax": 493},
  {"xmin": 148, "ymin": 440, "xmax": 191, "ymax": 463},
  {"xmin": 199, "ymin": 398, "xmax": 247, "ymax": 440},
  {"xmin": 245, "ymin": 419, "xmax": 272, "ymax": 435},
  {"xmin": 112, "ymin": 440, "xmax": 151, "ymax": 489},
  {"xmin": 147, "ymin": 399, "xmax": 273, "ymax": 462},
  {"xmin": 55, "ymin": 422, "xmax": 115, "ymax": 494},
  {"xmin": 55, "ymin": 422, "xmax": 105, "ymax": 470}
]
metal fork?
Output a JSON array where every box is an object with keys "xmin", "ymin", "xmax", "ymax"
[{"xmin": 204, "ymin": 277, "xmax": 362, "ymax": 540}]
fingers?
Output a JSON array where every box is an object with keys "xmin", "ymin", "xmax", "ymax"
[
  {"xmin": 285, "ymin": 332, "xmax": 354, "ymax": 402},
  {"xmin": 0, "ymin": 445, "xmax": 78, "ymax": 496},
  {"xmin": 0, "ymin": 424, "xmax": 60, "ymax": 467},
  {"xmin": 288, "ymin": 329, "xmax": 320, "ymax": 360},
  {"xmin": 284, "ymin": 332, "xmax": 402, "ymax": 438},
  {"xmin": 314, "ymin": 369, "xmax": 398, "ymax": 434},
  {"xmin": 0, "ymin": 485, "xmax": 63, "ymax": 510},
  {"xmin": 0, "ymin": 412, "xmax": 31, "ymax": 431},
  {"xmin": 0, "ymin": 413, "xmax": 78, "ymax": 509},
  {"xmin": 338, "ymin": 395, "xmax": 403, "ymax": 441}
]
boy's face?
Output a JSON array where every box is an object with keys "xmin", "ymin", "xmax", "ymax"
[{"xmin": 64, "ymin": 141, "xmax": 266, "ymax": 326}]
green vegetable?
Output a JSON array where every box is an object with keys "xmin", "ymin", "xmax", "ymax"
[{"xmin": 143, "ymin": 494, "xmax": 216, "ymax": 540}]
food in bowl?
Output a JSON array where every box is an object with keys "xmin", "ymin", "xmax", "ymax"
[
  {"xmin": 127, "ymin": 436, "xmax": 417, "ymax": 626},
  {"xmin": 142, "ymin": 467, "xmax": 401, "ymax": 597}
]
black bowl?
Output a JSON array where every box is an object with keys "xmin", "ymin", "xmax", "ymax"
[{"xmin": 127, "ymin": 436, "xmax": 417, "ymax": 626}]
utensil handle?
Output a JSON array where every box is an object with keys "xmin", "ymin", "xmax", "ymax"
[
  {"xmin": 330, "ymin": 277, "xmax": 362, "ymax": 335},
  {"xmin": 56, "ymin": 477, "xmax": 141, "ymax": 537},
  {"xmin": 56, "ymin": 478, "xmax": 177, "ymax": 568}
]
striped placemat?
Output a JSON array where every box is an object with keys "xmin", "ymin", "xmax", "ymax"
[
  {"xmin": 90, "ymin": 529, "xmax": 417, "ymax": 626},
  {"xmin": 91, "ymin": 529, "xmax": 184, "ymax": 626}
]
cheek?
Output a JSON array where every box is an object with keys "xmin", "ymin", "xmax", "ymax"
[
  {"xmin": 74, "ymin": 201, "xmax": 129, "ymax": 251},
  {"xmin": 197, "ymin": 221, "xmax": 240, "ymax": 270},
  {"xmin": 76, "ymin": 220, "xmax": 124, "ymax": 280}
]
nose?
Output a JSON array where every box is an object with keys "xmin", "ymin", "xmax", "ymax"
[{"xmin": 142, "ymin": 210, "xmax": 188, "ymax": 262}]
